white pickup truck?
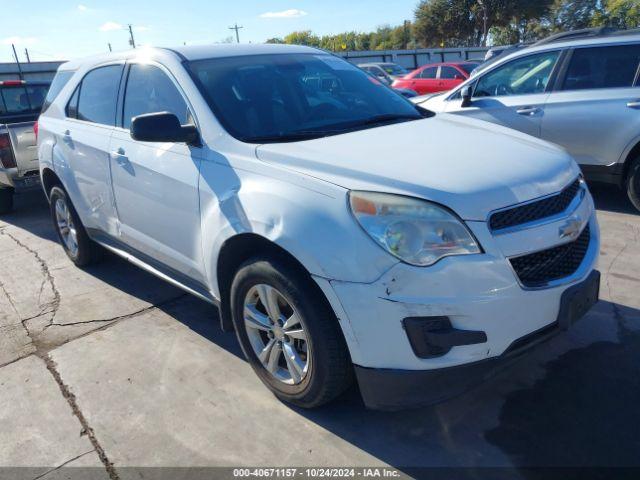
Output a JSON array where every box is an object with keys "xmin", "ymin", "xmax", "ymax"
[{"xmin": 0, "ymin": 80, "xmax": 50, "ymax": 213}]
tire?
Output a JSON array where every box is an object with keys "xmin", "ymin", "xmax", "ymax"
[
  {"xmin": 0, "ymin": 188, "xmax": 13, "ymax": 215},
  {"xmin": 49, "ymin": 186, "xmax": 103, "ymax": 267},
  {"xmin": 627, "ymin": 156, "xmax": 640, "ymax": 212},
  {"xmin": 230, "ymin": 256, "xmax": 353, "ymax": 408}
]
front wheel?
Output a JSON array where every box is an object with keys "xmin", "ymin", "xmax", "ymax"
[
  {"xmin": 49, "ymin": 186, "xmax": 103, "ymax": 267},
  {"xmin": 230, "ymin": 256, "xmax": 353, "ymax": 408},
  {"xmin": 627, "ymin": 156, "xmax": 640, "ymax": 212}
]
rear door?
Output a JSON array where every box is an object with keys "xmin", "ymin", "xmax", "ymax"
[
  {"xmin": 445, "ymin": 50, "xmax": 561, "ymax": 138},
  {"xmin": 438, "ymin": 65, "xmax": 465, "ymax": 92},
  {"xmin": 541, "ymin": 43, "xmax": 640, "ymax": 171},
  {"xmin": 109, "ymin": 61, "xmax": 205, "ymax": 283},
  {"xmin": 57, "ymin": 64, "xmax": 123, "ymax": 235}
]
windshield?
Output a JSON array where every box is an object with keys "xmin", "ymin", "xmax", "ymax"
[
  {"xmin": 187, "ymin": 53, "xmax": 424, "ymax": 143},
  {"xmin": 382, "ymin": 64, "xmax": 408, "ymax": 75}
]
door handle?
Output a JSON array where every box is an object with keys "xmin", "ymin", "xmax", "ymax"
[
  {"xmin": 627, "ymin": 100, "xmax": 640, "ymax": 109},
  {"xmin": 110, "ymin": 148, "xmax": 128, "ymax": 165},
  {"xmin": 516, "ymin": 106, "xmax": 542, "ymax": 116},
  {"xmin": 62, "ymin": 130, "xmax": 72, "ymax": 143}
]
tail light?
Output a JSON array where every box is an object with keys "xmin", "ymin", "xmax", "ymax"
[
  {"xmin": 0, "ymin": 133, "xmax": 17, "ymax": 169},
  {"xmin": 33, "ymin": 120, "xmax": 39, "ymax": 140}
]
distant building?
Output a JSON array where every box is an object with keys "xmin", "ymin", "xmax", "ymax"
[{"xmin": 0, "ymin": 61, "xmax": 65, "ymax": 82}]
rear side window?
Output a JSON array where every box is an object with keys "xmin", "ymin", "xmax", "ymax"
[
  {"xmin": 440, "ymin": 66, "xmax": 461, "ymax": 79},
  {"xmin": 563, "ymin": 44, "xmax": 640, "ymax": 91},
  {"xmin": 419, "ymin": 67, "xmax": 437, "ymax": 79},
  {"xmin": 76, "ymin": 65, "xmax": 123, "ymax": 126},
  {"xmin": 42, "ymin": 71, "xmax": 74, "ymax": 112},
  {"xmin": 122, "ymin": 64, "xmax": 189, "ymax": 129}
]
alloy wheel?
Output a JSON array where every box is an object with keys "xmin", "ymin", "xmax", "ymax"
[
  {"xmin": 243, "ymin": 284, "xmax": 310, "ymax": 385},
  {"xmin": 54, "ymin": 197, "xmax": 79, "ymax": 257}
]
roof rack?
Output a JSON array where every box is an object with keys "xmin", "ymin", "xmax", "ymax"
[{"xmin": 532, "ymin": 27, "xmax": 640, "ymax": 47}]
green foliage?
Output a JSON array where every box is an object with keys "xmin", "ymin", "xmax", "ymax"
[{"xmin": 272, "ymin": 0, "xmax": 639, "ymax": 51}]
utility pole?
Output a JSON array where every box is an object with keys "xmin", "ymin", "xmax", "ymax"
[
  {"xmin": 24, "ymin": 48, "xmax": 31, "ymax": 63},
  {"xmin": 477, "ymin": 0, "xmax": 488, "ymax": 47},
  {"xmin": 228, "ymin": 23, "xmax": 243, "ymax": 43},
  {"xmin": 108, "ymin": 43, "xmax": 112, "ymax": 52},
  {"xmin": 11, "ymin": 44, "xmax": 24, "ymax": 80},
  {"xmin": 128, "ymin": 24, "xmax": 136, "ymax": 49}
]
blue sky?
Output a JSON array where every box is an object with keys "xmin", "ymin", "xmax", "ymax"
[{"xmin": 2, "ymin": 0, "xmax": 418, "ymax": 63}]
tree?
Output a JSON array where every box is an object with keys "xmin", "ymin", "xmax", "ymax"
[
  {"xmin": 549, "ymin": 0, "xmax": 604, "ymax": 30},
  {"xmin": 593, "ymin": 0, "xmax": 640, "ymax": 28},
  {"xmin": 265, "ymin": 37, "xmax": 284, "ymax": 44},
  {"xmin": 282, "ymin": 31, "xmax": 321, "ymax": 47}
]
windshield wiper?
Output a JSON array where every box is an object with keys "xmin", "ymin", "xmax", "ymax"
[
  {"xmin": 360, "ymin": 113, "xmax": 422, "ymax": 126},
  {"xmin": 245, "ymin": 131, "xmax": 332, "ymax": 143}
]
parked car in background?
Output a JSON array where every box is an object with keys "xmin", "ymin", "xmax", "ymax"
[
  {"xmin": 414, "ymin": 28, "xmax": 640, "ymax": 211},
  {"xmin": 362, "ymin": 69, "xmax": 417, "ymax": 98},
  {"xmin": 358, "ymin": 62, "xmax": 409, "ymax": 81},
  {"xmin": 39, "ymin": 44, "xmax": 599, "ymax": 411},
  {"xmin": 0, "ymin": 80, "xmax": 51, "ymax": 213},
  {"xmin": 392, "ymin": 62, "xmax": 480, "ymax": 95}
]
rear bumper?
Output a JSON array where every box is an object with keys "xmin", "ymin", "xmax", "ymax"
[
  {"xmin": 355, "ymin": 270, "xmax": 601, "ymax": 411},
  {"xmin": 0, "ymin": 167, "xmax": 40, "ymax": 190}
]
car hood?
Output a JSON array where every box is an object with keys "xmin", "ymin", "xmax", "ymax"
[{"xmin": 255, "ymin": 114, "xmax": 580, "ymax": 221}]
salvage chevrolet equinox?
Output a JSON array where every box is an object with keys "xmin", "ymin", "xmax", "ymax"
[{"xmin": 38, "ymin": 45, "xmax": 600, "ymax": 410}]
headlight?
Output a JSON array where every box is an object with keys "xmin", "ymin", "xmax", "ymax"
[{"xmin": 349, "ymin": 191, "xmax": 481, "ymax": 266}]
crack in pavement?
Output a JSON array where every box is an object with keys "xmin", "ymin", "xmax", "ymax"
[
  {"xmin": 0, "ymin": 230, "xmax": 61, "ymax": 327},
  {"xmin": 39, "ymin": 352, "xmax": 119, "ymax": 480},
  {"xmin": 31, "ymin": 449, "xmax": 96, "ymax": 480}
]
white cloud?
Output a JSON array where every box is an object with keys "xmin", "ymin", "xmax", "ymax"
[
  {"xmin": 77, "ymin": 4, "xmax": 88, "ymax": 11},
  {"xmin": 99, "ymin": 21, "xmax": 123, "ymax": 32},
  {"xmin": 260, "ymin": 9, "xmax": 308, "ymax": 18},
  {"xmin": 2, "ymin": 36, "xmax": 38, "ymax": 46}
]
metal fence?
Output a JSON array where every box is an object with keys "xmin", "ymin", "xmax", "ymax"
[
  {"xmin": 337, "ymin": 47, "xmax": 490, "ymax": 70},
  {"xmin": 0, "ymin": 61, "xmax": 65, "ymax": 82}
]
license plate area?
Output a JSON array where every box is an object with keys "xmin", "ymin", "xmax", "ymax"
[{"xmin": 557, "ymin": 270, "xmax": 600, "ymax": 330}]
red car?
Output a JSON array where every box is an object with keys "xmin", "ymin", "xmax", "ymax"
[{"xmin": 392, "ymin": 62, "xmax": 480, "ymax": 95}]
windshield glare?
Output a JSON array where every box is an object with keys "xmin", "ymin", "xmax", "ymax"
[{"xmin": 187, "ymin": 53, "xmax": 423, "ymax": 143}]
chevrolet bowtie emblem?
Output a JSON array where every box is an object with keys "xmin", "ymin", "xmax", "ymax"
[{"xmin": 559, "ymin": 216, "xmax": 583, "ymax": 239}]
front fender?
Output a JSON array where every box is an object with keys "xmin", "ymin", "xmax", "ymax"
[{"xmin": 198, "ymin": 158, "xmax": 397, "ymax": 298}]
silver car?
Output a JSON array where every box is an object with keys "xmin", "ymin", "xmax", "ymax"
[{"xmin": 416, "ymin": 29, "xmax": 640, "ymax": 211}]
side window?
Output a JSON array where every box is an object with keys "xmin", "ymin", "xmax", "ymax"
[
  {"xmin": 563, "ymin": 45, "xmax": 640, "ymax": 91},
  {"xmin": 66, "ymin": 86, "xmax": 80, "ymax": 118},
  {"xmin": 419, "ymin": 67, "xmax": 438, "ymax": 79},
  {"xmin": 440, "ymin": 66, "xmax": 462, "ymax": 79},
  {"xmin": 42, "ymin": 71, "xmax": 74, "ymax": 112},
  {"xmin": 76, "ymin": 65, "xmax": 123, "ymax": 126},
  {"xmin": 123, "ymin": 64, "xmax": 189, "ymax": 130},
  {"xmin": 474, "ymin": 51, "xmax": 560, "ymax": 98}
]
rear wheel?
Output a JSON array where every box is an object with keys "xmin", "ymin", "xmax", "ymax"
[
  {"xmin": 627, "ymin": 156, "xmax": 640, "ymax": 212},
  {"xmin": 0, "ymin": 188, "xmax": 14, "ymax": 214},
  {"xmin": 49, "ymin": 186, "xmax": 102, "ymax": 266},
  {"xmin": 230, "ymin": 256, "xmax": 353, "ymax": 408}
]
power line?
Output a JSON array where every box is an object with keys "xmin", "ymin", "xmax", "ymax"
[{"xmin": 228, "ymin": 23, "xmax": 243, "ymax": 43}]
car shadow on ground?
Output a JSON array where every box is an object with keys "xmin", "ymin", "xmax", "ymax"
[
  {"xmin": 3, "ymin": 190, "xmax": 640, "ymax": 474},
  {"xmin": 589, "ymin": 182, "xmax": 638, "ymax": 215}
]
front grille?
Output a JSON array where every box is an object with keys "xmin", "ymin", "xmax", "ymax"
[
  {"xmin": 510, "ymin": 224, "xmax": 590, "ymax": 288},
  {"xmin": 490, "ymin": 178, "xmax": 582, "ymax": 231}
]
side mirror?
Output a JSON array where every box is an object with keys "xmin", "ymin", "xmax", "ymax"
[
  {"xmin": 461, "ymin": 85, "xmax": 473, "ymax": 108},
  {"xmin": 130, "ymin": 112, "xmax": 200, "ymax": 145}
]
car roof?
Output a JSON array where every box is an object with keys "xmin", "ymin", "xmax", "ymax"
[
  {"xmin": 476, "ymin": 31, "xmax": 640, "ymax": 75},
  {"xmin": 60, "ymin": 43, "xmax": 324, "ymax": 71}
]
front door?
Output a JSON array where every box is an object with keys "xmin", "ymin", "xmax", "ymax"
[
  {"xmin": 445, "ymin": 50, "xmax": 561, "ymax": 138},
  {"xmin": 109, "ymin": 62, "xmax": 205, "ymax": 284}
]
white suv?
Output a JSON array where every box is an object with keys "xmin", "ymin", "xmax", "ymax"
[{"xmin": 38, "ymin": 45, "xmax": 600, "ymax": 410}]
